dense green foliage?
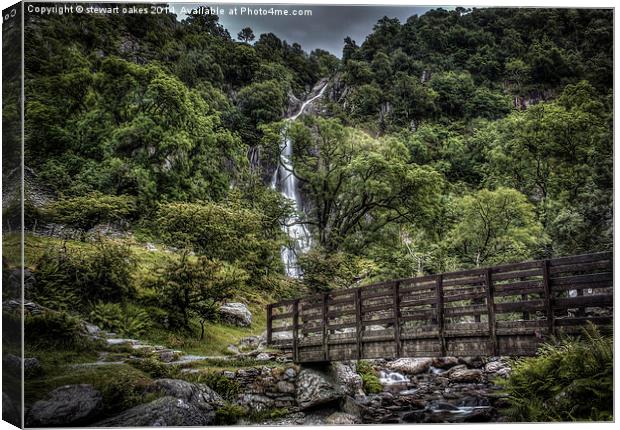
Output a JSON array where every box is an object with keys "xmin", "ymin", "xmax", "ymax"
[
  {"xmin": 498, "ymin": 325, "xmax": 613, "ymax": 421},
  {"xmin": 31, "ymin": 238, "xmax": 137, "ymax": 308},
  {"xmin": 23, "ymin": 6, "xmax": 612, "ymax": 339}
]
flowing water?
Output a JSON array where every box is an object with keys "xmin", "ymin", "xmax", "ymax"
[{"xmin": 272, "ymin": 84, "xmax": 328, "ymax": 277}]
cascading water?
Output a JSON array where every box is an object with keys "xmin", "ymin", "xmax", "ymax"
[{"xmin": 272, "ymin": 83, "xmax": 328, "ymax": 277}]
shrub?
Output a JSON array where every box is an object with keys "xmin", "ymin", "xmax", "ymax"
[
  {"xmin": 24, "ymin": 310, "xmax": 89, "ymax": 349},
  {"xmin": 88, "ymin": 302, "xmax": 152, "ymax": 337},
  {"xmin": 356, "ymin": 360, "xmax": 383, "ymax": 394},
  {"xmin": 155, "ymin": 201, "xmax": 281, "ymax": 277},
  {"xmin": 154, "ymin": 254, "xmax": 246, "ymax": 332},
  {"xmin": 497, "ymin": 324, "xmax": 613, "ymax": 422},
  {"xmin": 44, "ymin": 192, "xmax": 136, "ymax": 232},
  {"xmin": 31, "ymin": 238, "xmax": 136, "ymax": 309},
  {"xmin": 299, "ymin": 247, "xmax": 376, "ymax": 293}
]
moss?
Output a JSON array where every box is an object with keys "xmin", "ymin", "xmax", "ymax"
[
  {"xmin": 356, "ymin": 360, "xmax": 383, "ymax": 394},
  {"xmin": 248, "ymin": 407, "xmax": 289, "ymax": 422},
  {"xmin": 126, "ymin": 358, "xmax": 180, "ymax": 379},
  {"xmin": 24, "ymin": 363, "xmax": 156, "ymax": 416},
  {"xmin": 181, "ymin": 371, "xmax": 240, "ymax": 401},
  {"xmin": 214, "ymin": 403, "xmax": 246, "ymax": 425}
]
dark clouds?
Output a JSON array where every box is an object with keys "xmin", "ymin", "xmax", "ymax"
[{"xmin": 175, "ymin": 3, "xmax": 440, "ymax": 56}]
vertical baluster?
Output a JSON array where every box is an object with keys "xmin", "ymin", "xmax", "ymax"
[
  {"xmin": 435, "ymin": 275, "xmax": 445, "ymax": 356},
  {"xmin": 485, "ymin": 269, "xmax": 498, "ymax": 355},
  {"xmin": 355, "ymin": 288, "xmax": 363, "ymax": 359},
  {"xmin": 393, "ymin": 282, "xmax": 401, "ymax": 357},
  {"xmin": 292, "ymin": 299, "xmax": 299, "ymax": 362},
  {"xmin": 542, "ymin": 260, "xmax": 554, "ymax": 336},
  {"xmin": 322, "ymin": 292, "xmax": 329, "ymax": 361},
  {"xmin": 266, "ymin": 304, "xmax": 273, "ymax": 345}
]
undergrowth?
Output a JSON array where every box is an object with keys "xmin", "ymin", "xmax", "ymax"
[{"xmin": 497, "ymin": 324, "xmax": 613, "ymax": 422}]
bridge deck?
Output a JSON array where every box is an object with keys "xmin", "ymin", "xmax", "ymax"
[{"xmin": 266, "ymin": 252, "xmax": 613, "ymax": 362}]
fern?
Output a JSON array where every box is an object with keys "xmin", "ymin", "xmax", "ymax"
[{"xmin": 498, "ymin": 324, "xmax": 612, "ymax": 422}]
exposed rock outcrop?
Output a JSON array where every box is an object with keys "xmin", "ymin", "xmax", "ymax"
[
  {"xmin": 296, "ymin": 368, "xmax": 344, "ymax": 410},
  {"xmin": 26, "ymin": 384, "xmax": 103, "ymax": 427},
  {"xmin": 219, "ymin": 302, "xmax": 252, "ymax": 327}
]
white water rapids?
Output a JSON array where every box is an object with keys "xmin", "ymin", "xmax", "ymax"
[{"xmin": 271, "ymin": 83, "xmax": 328, "ymax": 277}]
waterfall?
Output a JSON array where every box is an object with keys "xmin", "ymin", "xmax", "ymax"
[{"xmin": 272, "ymin": 83, "xmax": 328, "ymax": 277}]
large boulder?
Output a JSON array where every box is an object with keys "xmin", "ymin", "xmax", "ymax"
[
  {"xmin": 296, "ymin": 368, "xmax": 343, "ymax": 410},
  {"xmin": 4, "ymin": 354, "xmax": 42, "ymax": 377},
  {"xmin": 325, "ymin": 412, "xmax": 359, "ymax": 424},
  {"xmin": 449, "ymin": 367, "xmax": 484, "ymax": 383},
  {"xmin": 219, "ymin": 302, "xmax": 252, "ymax": 327},
  {"xmin": 93, "ymin": 396, "xmax": 215, "ymax": 426},
  {"xmin": 331, "ymin": 361, "xmax": 364, "ymax": 397},
  {"xmin": 26, "ymin": 384, "xmax": 103, "ymax": 427},
  {"xmin": 152, "ymin": 378, "xmax": 224, "ymax": 410},
  {"xmin": 238, "ymin": 394, "xmax": 275, "ymax": 412},
  {"xmin": 387, "ymin": 358, "xmax": 433, "ymax": 375}
]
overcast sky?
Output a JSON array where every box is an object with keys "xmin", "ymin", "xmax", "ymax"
[{"xmin": 175, "ymin": 4, "xmax": 446, "ymax": 56}]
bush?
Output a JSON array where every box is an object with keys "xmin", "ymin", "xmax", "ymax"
[
  {"xmin": 356, "ymin": 361, "xmax": 383, "ymax": 394},
  {"xmin": 155, "ymin": 201, "xmax": 281, "ymax": 276},
  {"xmin": 154, "ymin": 254, "xmax": 246, "ymax": 332},
  {"xmin": 24, "ymin": 310, "xmax": 89, "ymax": 349},
  {"xmin": 44, "ymin": 192, "xmax": 136, "ymax": 232},
  {"xmin": 31, "ymin": 238, "xmax": 136, "ymax": 309},
  {"xmin": 497, "ymin": 324, "xmax": 613, "ymax": 422},
  {"xmin": 88, "ymin": 302, "xmax": 152, "ymax": 337},
  {"xmin": 299, "ymin": 248, "xmax": 376, "ymax": 293}
]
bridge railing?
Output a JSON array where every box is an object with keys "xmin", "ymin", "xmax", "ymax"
[{"xmin": 266, "ymin": 252, "xmax": 613, "ymax": 362}]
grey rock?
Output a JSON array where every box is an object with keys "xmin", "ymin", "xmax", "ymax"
[
  {"xmin": 449, "ymin": 368, "xmax": 484, "ymax": 383},
  {"xmin": 227, "ymin": 344, "xmax": 240, "ymax": 355},
  {"xmin": 3, "ymin": 354, "xmax": 42, "ymax": 377},
  {"xmin": 26, "ymin": 384, "xmax": 103, "ymax": 427},
  {"xmin": 296, "ymin": 368, "xmax": 343, "ymax": 410},
  {"xmin": 83, "ymin": 323, "xmax": 103, "ymax": 337},
  {"xmin": 432, "ymin": 356, "xmax": 459, "ymax": 369},
  {"xmin": 331, "ymin": 361, "xmax": 364, "ymax": 397},
  {"xmin": 238, "ymin": 394, "xmax": 275, "ymax": 412},
  {"xmin": 94, "ymin": 396, "xmax": 215, "ymax": 426},
  {"xmin": 157, "ymin": 351, "xmax": 178, "ymax": 363},
  {"xmin": 152, "ymin": 378, "xmax": 224, "ymax": 410},
  {"xmin": 219, "ymin": 302, "xmax": 252, "ymax": 327},
  {"xmin": 284, "ymin": 367, "xmax": 297, "ymax": 379},
  {"xmin": 256, "ymin": 352, "xmax": 272, "ymax": 361},
  {"xmin": 387, "ymin": 357, "xmax": 433, "ymax": 375},
  {"xmin": 325, "ymin": 412, "xmax": 359, "ymax": 424},
  {"xmin": 276, "ymin": 380, "xmax": 296, "ymax": 394}
]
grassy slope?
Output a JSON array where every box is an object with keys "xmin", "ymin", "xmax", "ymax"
[{"xmin": 21, "ymin": 234, "xmax": 271, "ymax": 355}]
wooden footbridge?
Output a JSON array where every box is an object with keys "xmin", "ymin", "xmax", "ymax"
[{"xmin": 266, "ymin": 252, "xmax": 613, "ymax": 363}]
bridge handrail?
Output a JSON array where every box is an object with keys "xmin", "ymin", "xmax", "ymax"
[{"xmin": 266, "ymin": 251, "xmax": 613, "ymax": 362}]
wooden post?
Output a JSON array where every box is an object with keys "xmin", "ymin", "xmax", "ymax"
[
  {"xmin": 542, "ymin": 259, "xmax": 554, "ymax": 336},
  {"xmin": 485, "ymin": 269, "xmax": 498, "ymax": 355},
  {"xmin": 435, "ymin": 275, "xmax": 446, "ymax": 356},
  {"xmin": 322, "ymin": 292, "xmax": 329, "ymax": 361},
  {"xmin": 355, "ymin": 288, "xmax": 363, "ymax": 359},
  {"xmin": 393, "ymin": 282, "xmax": 401, "ymax": 357},
  {"xmin": 266, "ymin": 304, "xmax": 273, "ymax": 345},
  {"xmin": 292, "ymin": 299, "xmax": 299, "ymax": 362}
]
